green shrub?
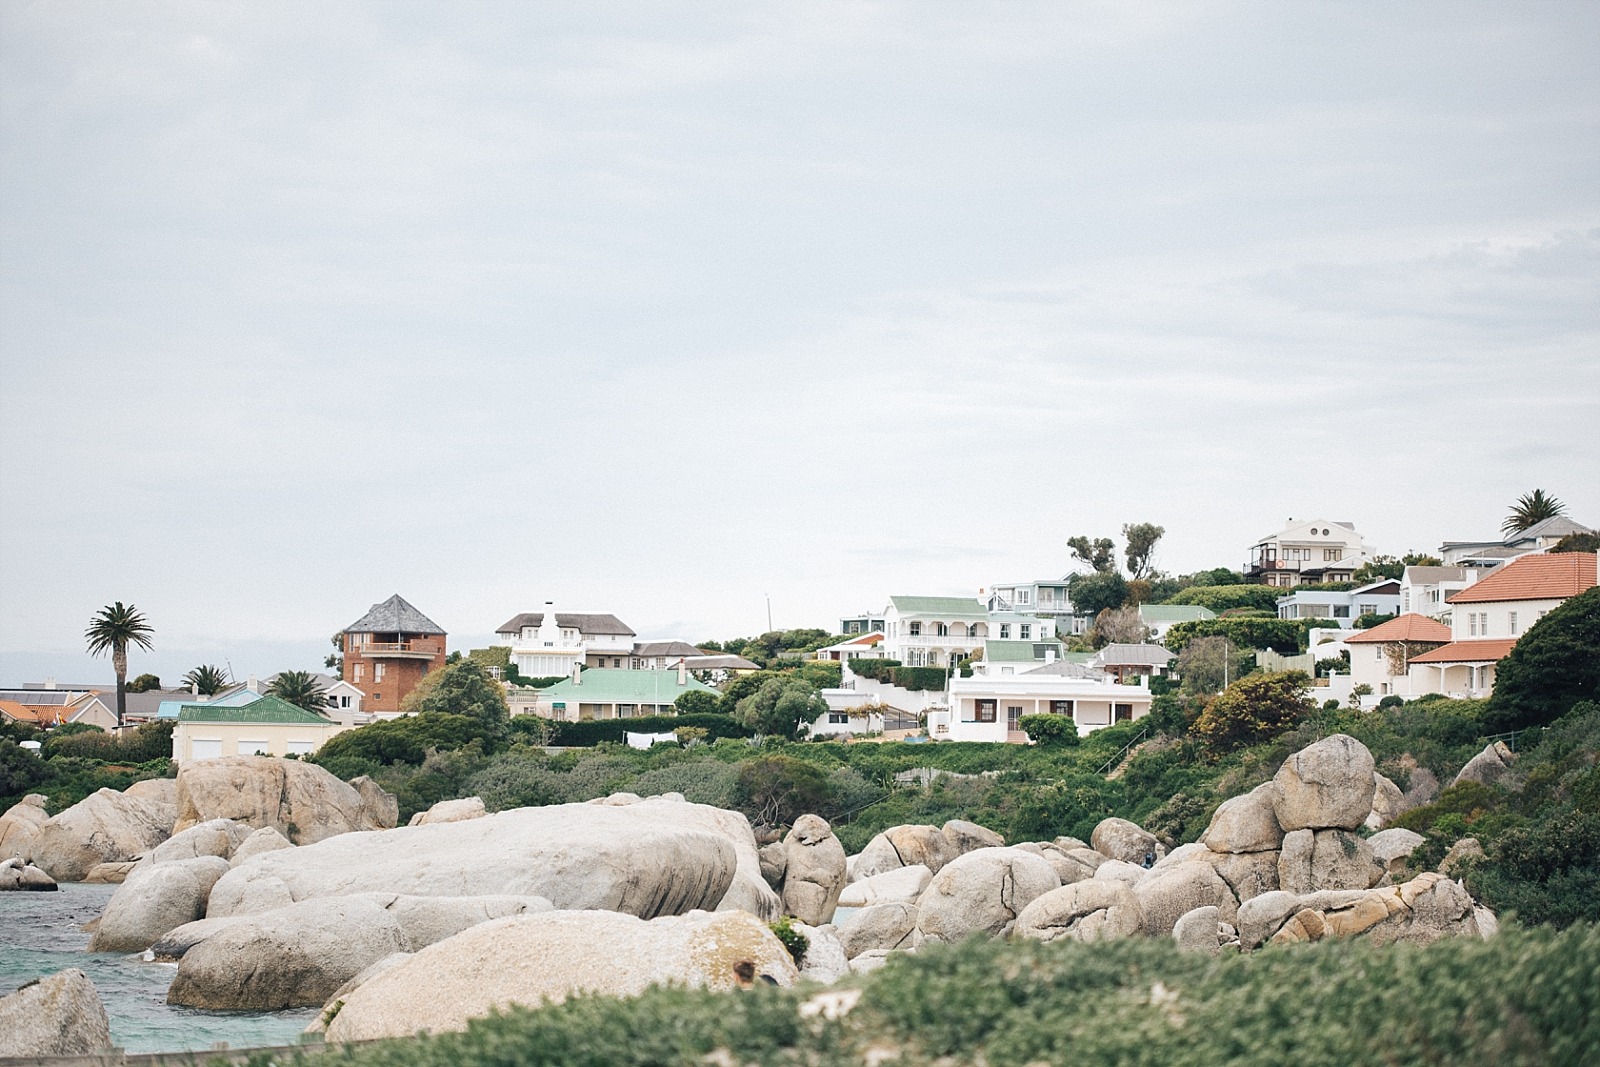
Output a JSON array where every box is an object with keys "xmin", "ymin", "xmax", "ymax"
[
  {"xmin": 846, "ymin": 658, "xmax": 900, "ymax": 681},
  {"xmin": 313, "ymin": 712, "xmax": 496, "ymax": 766},
  {"xmin": 768, "ymin": 916, "xmax": 809, "ymax": 963},
  {"xmin": 548, "ymin": 714, "xmax": 750, "ymax": 747},
  {"xmin": 1487, "ymin": 587, "xmax": 1600, "ymax": 732},
  {"xmin": 1017, "ymin": 714, "xmax": 1078, "ymax": 747},
  {"xmin": 1165, "ymin": 617, "xmax": 1301, "ymax": 656},
  {"xmin": 1191, "ymin": 672, "xmax": 1314, "ymax": 753},
  {"xmin": 1163, "ymin": 584, "xmax": 1283, "ymax": 613},
  {"xmin": 1468, "ymin": 808, "xmax": 1600, "ymax": 928}
]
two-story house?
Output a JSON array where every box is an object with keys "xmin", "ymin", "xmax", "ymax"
[
  {"xmin": 1440, "ymin": 516, "xmax": 1596, "ymax": 569},
  {"xmin": 881, "ymin": 596, "xmax": 991, "ymax": 667},
  {"xmin": 1342, "ymin": 614, "xmax": 1453, "ymax": 702},
  {"xmin": 1399, "ymin": 565, "xmax": 1477, "ymax": 623},
  {"xmin": 1246, "ymin": 518, "xmax": 1374, "ymax": 588},
  {"xmin": 1275, "ymin": 578, "xmax": 1401, "ymax": 627},
  {"xmin": 495, "ymin": 604, "xmax": 637, "ymax": 676},
  {"xmin": 341, "ymin": 594, "xmax": 448, "ymax": 714},
  {"xmin": 839, "ymin": 612, "xmax": 886, "ymax": 636},
  {"xmin": 986, "ymin": 579, "xmax": 1082, "ymax": 633},
  {"xmin": 1405, "ymin": 552, "xmax": 1597, "ymax": 698}
]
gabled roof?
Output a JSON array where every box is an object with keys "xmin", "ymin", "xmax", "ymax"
[
  {"xmin": 631, "ymin": 640, "xmax": 704, "ymax": 658},
  {"xmin": 538, "ymin": 668, "xmax": 717, "ymax": 705},
  {"xmin": 889, "ymin": 596, "xmax": 987, "ymax": 616},
  {"xmin": 1447, "ymin": 553, "xmax": 1597, "ymax": 604},
  {"xmin": 1094, "ymin": 643, "xmax": 1176, "ymax": 666},
  {"xmin": 1507, "ymin": 516, "xmax": 1594, "ymax": 543},
  {"xmin": 1138, "ymin": 604, "xmax": 1216, "ymax": 623},
  {"xmin": 984, "ymin": 640, "xmax": 1062, "ymax": 662},
  {"xmin": 682, "ymin": 653, "xmax": 761, "ymax": 671},
  {"xmin": 0, "ymin": 699, "xmax": 55, "ymax": 724},
  {"xmin": 1022, "ymin": 660, "xmax": 1109, "ymax": 680},
  {"xmin": 495, "ymin": 612, "xmax": 635, "ymax": 637},
  {"xmin": 346, "ymin": 594, "xmax": 446, "ymax": 636},
  {"xmin": 1345, "ymin": 613, "xmax": 1453, "ymax": 645},
  {"xmin": 1351, "ymin": 579, "xmax": 1401, "ymax": 596},
  {"xmin": 1408, "ymin": 639, "xmax": 1518, "ymax": 664},
  {"xmin": 177, "ymin": 695, "xmax": 334, "ymax": 724},
  {"xmin": 1403, "ymin": 566, "xmax": 1470, "ymax": 584}
]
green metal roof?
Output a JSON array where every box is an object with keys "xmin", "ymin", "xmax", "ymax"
[
  {"xmin": 1061, "ymin": 651, "xmax": 1094, "ymax": 664},
  {"xmin": 984, "ymin": 640, "xmax": 1065, "ymax": 662},
  {"xmin": 540, "ymin": 669, "xmax": 718, "ymax": 706},
  {"xmin": 177, "ymin": 695, "xmax": 333, "ymax": 724},
  {"xmin": 889, "ymin": 596, "xmax": 986, "ymax": 615},
  {"xmin": 1139, "ymin": 604, "xmax": 1217, "ymax": 622}
]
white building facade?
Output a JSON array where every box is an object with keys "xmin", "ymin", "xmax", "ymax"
[
  {"xmin": 1246, "ymin": 518, "xmax": 1374, "ymax": 588},
  {"xmin": 496, "ymin": 604, "xmax": 637, "ymax": 676},
  {"xmin": 935, "ymin": 670, "xmax": 1153, "ymax": 743}
]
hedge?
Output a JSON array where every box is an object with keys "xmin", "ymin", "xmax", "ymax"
[
  {"xmin": 546, "ymin": 713, "xmax": 751, "ymax": 747},
  {"xmin": 1163, "ymin": 584, "xmax": 1283, "ymax": 613},
  {"xmin": 846, "ymin": 658, "xmax": 901, "ymax": 680}
]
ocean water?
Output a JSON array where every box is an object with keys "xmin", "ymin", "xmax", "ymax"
[{"xmin": 0, "ymin": 883, "xmax": 319, "ymax": 1053}]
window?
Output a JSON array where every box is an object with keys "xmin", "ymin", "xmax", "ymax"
[
  {"xmin": 1333, "ymin": 606, "xmax": 1350, "ymax": 618},
  {"xmin": 1020, "ymin": 624, "xmax": 1032, "ymax": 639},
  {"xmin": 239, "ymin": 739, "xmax": 270, "ymax": 756},
  {"xmin": 613, "ymin": 658, "xmax": 622, "ymax": 668},
  {"xmin": 285, "ymin": 740, "xmax": 316, "ymax": 756},
  {"xmin": 1509, "ymin": 612, "xmax": 1519, "ymax": 636},
  {"xmin": 934, "ymin": 623, "xmax": 948, "ymax": 636},
  {"xmin": 999, "ymin": 624, "xmax": 1011, "ymax": 639},
  {"xmin": 1469, "ymin": 614, "xmax": 1478, "ymax": 636},
  {"xmin": 374, "ymin": 663, "xmax": 386, "ymax": 682},
  {"xmin": 1017, "ymin": 589, "xmax": 1031, "ymax": 605},
  {"xmin": 909, "ymin": 622, "xmax": 922, "ymax": 636},
  {"xmin": 974, "ymin": 699, "xmax": 997, "ymax": 723},
  {"xmin": 1007, "ymin": 705, "xmax": 1023, "ymax": 730},
  {"xmin": 1050, "ymin": 700, "xmax": 1074, "ymax": 716},
  {"xmin": 354, "ymin": 663, "xmax": 365, "ymax": 682},
  {"xmin": 1358, "ymin": 604, "xmax": 1376, "ymax": 616},
  {"xmin": 1114, "ymin": 703, "xmax": 1134, "ymax": 722},
  {"xmin": 828, "ymin": 712, "xmax": 848, "ymax": 724},
  {"xmin": 618, "ymin": 704, "xmax": 636, "ymax": 718},
  {"xmin": 1325, "ymin": 548, "xmax": 1342, "ymax": 561}
]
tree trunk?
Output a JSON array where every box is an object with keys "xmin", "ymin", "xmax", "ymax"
[{"xmin": 113, "ymin": 644, "xmax": 128, "ymax": 730}]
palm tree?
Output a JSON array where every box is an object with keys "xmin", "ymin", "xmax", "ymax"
[
  {"xmin": 266, "ymin": 670, "xmax": 332, "ymax": 715},
  {"xmin": 182, "ymin": 664, "xmax": 230, "ymax": 696},
  {"xmin": 85, "ymin": 602, "xmax": 155, "ymax": 729},
  {"xmin": 1503, "ymin": 489, "xmax": 1566, "ymax": 535}
]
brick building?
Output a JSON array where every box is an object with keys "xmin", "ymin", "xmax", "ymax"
[{"xmin": 341, "ymin": 594, "xmax": 448, "ymax": 715}]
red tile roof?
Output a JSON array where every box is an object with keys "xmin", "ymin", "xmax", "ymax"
[
  {"xmin": 1408, "ymin": 639, "xmax": 1518, "ymax": 664},
  {"xmin": 0, "ymin": 699, "xmax": 60, "ymax": 725},
  {"xmin": 1345, "ymin": 613, "xmax": 1453, "ymax": 644},
  {"xmin": 1448, "ymin": 553, "xmax": 1597, "ymax": 604}
]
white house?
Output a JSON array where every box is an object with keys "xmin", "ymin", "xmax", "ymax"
[
  {"xmin": 815, "ymin": 632, "xmax": 889, "ymax": 662},
  {"xmin": 881, "ymin": 596, "xmax": 991, "ymax": 667},
  {"xmin": 935, "ymin": 667, "xmax": 1153, "ymax": 743},
  {"xmin": 1341, "ymin": 614, "xmax": 1454, "ymax": 703},
  {"xmin": 1138, "ymin": 604, "xmax": 1215, "ymax": 642},
  {"xmin": 1399, "ymin": 566, "xmax": 1478, "ymax": 623},
  {"xmin": 1275, "ymin": 579, "xmax": 1401, "ymax": 627},
  {"xmin": 986, "ymin": 579, "xmax": 1082, "ymax": 634},
  {"xmin": 1406, "ymin": 552, "xmax": 1597, "ymax": 699},
  {"xmin": 496, "ymin": 604, "xmax": 637, "ymax": 676},
  {"xmin": 1246, "ymin": 518, "xmax": 1374, "ymax": 588},
  {"xmin": 1440, "ymin": 516, "xmax": 1595, "ymax": 568}
]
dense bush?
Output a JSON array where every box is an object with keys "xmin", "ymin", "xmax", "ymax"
[
  {"xmin": 39, "ymin": 720, "xmax": 174, "ymax": 763},
  {"xmin": 1164, "ymin": 617, "xmax": 1301, "ymax": 656},
  {"xmin": 1017, "ymin": 714, "xmax": 1078, "ymax": 746},
  {"xmin": 313, "ymin": 713, "xmax": 497, "ymax": 767},
  {"xmin": 315, "ymin": 924, "xmax": 1600, "ymax": 1067},
  {"xmin": 1486, "ymin": 587, "xmax": 1600, "ymax": 732},
  {"xmin": 1163, "ymin": 583, "xmax": 1283, "ymax": 613},
  {"xmin": 546, "ymin": 713, "xmax": 750, "ymax": 747},
  {"xmin": 1191, "ymin": 671, "xmax": 1315, "ymax": 753},
  {"xmin": 845, "ymin": 658, "xmax": 901, "ymax": 681}
]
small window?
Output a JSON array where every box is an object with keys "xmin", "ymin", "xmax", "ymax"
[
  {"xmin": 974, "ymin": 700, "xmax": 997, "ymax": 723},
  {"xmin": 1509, "ymin": 612, "xmax": 1519, "ymax": 635},
  {"xmin": 1020, "ymin": 624, "xmax": 1032, "ymax": 639},
  {"xmin": 1000, "ymin": 624, "xmax": 1011, "ymax": 639},
  {"xmin": 1114, "ymin": 703, "xmax": 1134, "ymax": 722},
  {"xmin": 618, "ymin": 704, "xmax": 636, "ymax": 719},
  {"xmin": 828, "ymin": 712, "xmax": 848, "ymax": 724},
  {"xmin": 1333, "ymin": 606, "xmax": 1350, "ymax": 618},
  {"xmin": 909, "ymin": 622, "xmax": 922, "ymax": 636},
  {"xmin": 374, "ymin": 663, "xmax": 386, "ymax": 682},
  {"xmin": 1050, "ymin": 700, "xmax": 1074, "ymax": 716}
]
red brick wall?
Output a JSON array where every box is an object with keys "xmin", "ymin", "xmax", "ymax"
[{"xmin": 343, "ymin": 633, "xmax": 448, "ymax": 713}]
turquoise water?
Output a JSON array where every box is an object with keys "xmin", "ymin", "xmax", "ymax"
[{"xmin": 0, "ymin": 884, "xmax": 319, "ymax": 1053}]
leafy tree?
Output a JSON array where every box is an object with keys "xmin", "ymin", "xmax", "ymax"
[
  {"xmin": 1164, "ymin": 617, "xmax": 1301, "ymax": 656},
  {"xmin": 325, "ymin": 631, "xmax": 345, "ymax": 674},
  {"xmin": 314, "ymin": 712, "xmax": 493, "ymax": 766},
  {"xmin": 717, "ymin": 670, "xmax": 784, "ymax": 715},
  {"xmin": 1486, "ymin": 587, "xmax": 1600, "ymax": 732},
  {"xmin": 1352, "ymin": 551, "xmax": 1442, "ymax": 584},
  {"xmin": 732, "ymin": 677, "xmax": 826, "ymax": 738},
  {"xmin": 1176, "ymin": 635, "xmax": 1243, "ymax": 695},
  {"xmin": 1354, "ymin": 612, "xmax": 1397, "ymax": 630},
  {"xmin": 1018, "ymin": 714, "xmax": 1079, "ymax": 747},
  {"xmin": 1503, "ymin": 488, "xmax": 1565, "ymax": 535},
  {"xmin": 1191, "ymin": 671, "xmax": 1314, "ymax": 753},
  {"xmin": 182, "ymin": 664, "xmax": 230, "ymax": 696},
  {"xmin": 266, "ymin": 670, "xmax": 332, "ymax": 714},
  {"xmin": 1066, "ymin": 535, "xmax": 1116, "ymax": 574},
  {"xmin": 734, "ymin": 755, "xmax": 834, "ymax": 829},
  {"xmin": 404, "ymin": 659, "xmax": 510, "ymax": 735},
  {"xmin": 673, "ymin": 690, "xmax": 720, "ymax": 716},
  {"xmin": 1552, "ymin": 532, "xmax": 1600, "ymax": 554},
  {"xmin": 1122, "ymin": 523, "xmax": 1165, "ymax": 580},
  {"xmin": 126, "ymin": 673, "xmax": 161, "ymax": 693},
  {"xmin": 84, "ymin": 601, "xmax": 154, "ymax": 728},
  {"xmin": 1163, "ymin": 584, "xmax": 1282, "ymax": 613},
  {"xmin": 1090, "ymin": 605, "xmax": 1148, "ymax": 647},
  {"xmin": 1067, "ymin": 571, "xmax": 1128, "ymax": 617}
]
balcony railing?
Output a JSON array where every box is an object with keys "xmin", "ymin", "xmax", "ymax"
[{"xmin": 357, "ymin": 642, "xmax": 437, "ymax": 659}]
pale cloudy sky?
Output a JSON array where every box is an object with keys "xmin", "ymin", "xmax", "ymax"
[{"xmin": 2, "ymin": 2, "xmax": 1597, "ymax": 685}]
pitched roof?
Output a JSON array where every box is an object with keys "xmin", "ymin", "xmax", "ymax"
[
  {"xmin": 1022, "ymin": 660, "xmax": 1109, "ymax": 680},
  {"xmin": 1403, "ymin": 566, "xmax": 1470, "ymax": 584},
  {"xmin": 0, "ymin": 699, "xmax": 56, "ymax": 724},
  {"xmin": 682, "ymin": 653, "xmax": 761, "ymax": 671},
  {"xmin": 494, "ymin": 612, "xmax": 635, "ymax": 637},
  {"xmin": 1345, "ymin": 613, "xmax": 1453, "ymax": 645},
  {"xmin": 984, "ymin": 640, "xmax": 1062, "ymax": 662},
  {"xmin": 1507, "ymin": 516, "xmax": 1594, "ymax": 542},
  {"xmin": 1408, "ymin": 639, "xmax": 1518, "ymax": 664},
  {"xmin": 1138, "ymin": 604, "xmax": 1216, "ymax": 623},
  {"xmin": 1447, "ymin": 553, "xmax": 1597, "ymax": 604},
  {"xmin": 1094, "ymin": 643, "xmax": 1176, "ymax": 666},
  {"xmin": 177, "ymin": 695, "xmax": 335, "ymax": 724},
  {"xmin": 888, "ymin": 596, "xmax": 987, "ymax": 615},
  {"xmin": 346, "ymin": 594, "xmax": 446, "ymax": 636},
  {"xmin": 538, "ymin": 668, "xmax": 717, "ymax": 705},
  {"xmin": 631, "ymin": 640, "xmax": 704, "ymax": 658}
]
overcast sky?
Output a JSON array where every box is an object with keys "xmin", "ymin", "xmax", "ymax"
[{"xmin": 2, "ymin": 2, "xmax": 1597, "ymax": 686}]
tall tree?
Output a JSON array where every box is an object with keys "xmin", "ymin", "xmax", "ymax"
[
  {"xmin": 84, "ymin": 602, "xmax": 154, "ymax": 729},
  {"xmin": 266, "ymin": 670, "xmax": 332, "ymax": 715},
  {"xmin": 1067, "ymin": 535, "xmax": 1116, "ymax": 573},
  {"xmin": 1122, "ymin": 522, "xmax": 1165, "ymax": 580},
  {"xmin": 182, "ymin": 664, "xmax": 230, "ymax": 696},
  {"xmin": 1067, "ymin": 571, "xmax": 1129, "ymax": 618},
  {"xmin": 1503, "ymin": 489, "xmax": 1565, "ymax": 535}
]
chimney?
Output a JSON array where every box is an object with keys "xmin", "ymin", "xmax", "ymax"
[
  {"xmin": 44, "ymin": 677, "xmax": 56, "ymax": 690},
  {"xmin": 677, "ymin": 660, "xmax": 688, "ymax": 686},
  {"xmin": 571, "ymin": 661, "xmax": 582, "ymax": 685},
  {"xmin": 1045, "ymin": 648, "xmax": 1057, "ymax": 664},
  {"xmin": 247, "ymin": 675, "xmax": 259, "ymax": 694}
]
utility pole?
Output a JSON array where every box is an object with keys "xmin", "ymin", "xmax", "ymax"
[{"xmin": 766, "ymin": 595, "xmax": 773, "ymax": 632}]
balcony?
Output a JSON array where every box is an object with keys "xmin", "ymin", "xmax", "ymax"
[{"xmin": 357, "ymin": 642, "xmax": 438, "ymax": 660}]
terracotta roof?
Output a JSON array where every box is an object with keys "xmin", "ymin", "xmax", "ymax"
[
  {"xmin": 1408, "ymin": 639, "xmax": 1518, "ymax": 664},
  {"xmin": 1448, "ymin": 553, "xmax": 1597, "ymax": 604},
  {"xmin": 0, "ymin": 699, "xmax": 58, "ymax": 725},
  {"xmin": 1345, "ymin": 613, "xmax": 1453, "ymax": 644}
]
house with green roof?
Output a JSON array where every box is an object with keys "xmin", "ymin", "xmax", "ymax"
[
  {"xmin": 527, "ymin": 668, "xmax": 718, "ymax": 722},
  {"xmin": 1138, "ymin": 603, "xmax": 1217, "ymax": 641},
  {"xmin": 171, "ymin": 695, "xmax": 350, "ymax": 763}
]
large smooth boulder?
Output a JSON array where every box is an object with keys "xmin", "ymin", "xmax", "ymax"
[
  {"xmin": 838, "ymin": 864, "xmax": 931, "ymax": 907},
  {"xmin": 349, "ymin": 776, "xmax": 399, "ymax": 829},
  {"xmin": 408, "ymin": 797, "xmax": 486, "ymax": 826},
  {"xmin": 640, "ymin": 796, "xmax": 779, "ymax": 920},
  {"xmin": 1201, "ymin": 783, "xmax": 1283, "ymax": 854},
  {"xmin": 791, "ymin": 921, "xmax": 849, "ymax": 984},
  {"xmin": 168, "ymin": 896, "xmax": 409, "ymax": 1009},
  {"xmin": 206, "ymin": 799, "xmax": 741, "ymax": 921},
  {"xmin": 1452, "ymin": 742, "xmax": 1515, "ymax": 789},
  {"xmin": 89, "ymin": 855, "xmax": 231, "ymax": 952},
  {"xmin": 30, "ymin": 787, "xmax": 176, "ymax": 882},
  {"xmin": 143, "ymin": 819, "xmax": 251, "ymax": 866},
  {"xmin": 322, "ymin": 910, "xmax": 800, "ymax": 1041},
  {"xmin": 1133, "ymin": 860, "xmax": 1238, "ymax": 937},
  {"xmin": 174, "ymin": 757, "xmax": 391, "ymax": 844},
  {"xmin": 0, "ymin": 968, "xmax": 112, "ymax": 1057},
  {"xmin": 0, "ymin": 794, "xmax": 50, "ymax": 861},
  {"xmin": 1438, "ymin": 837, "xmax": 1486, "ymax": 877},
  {"xmin": 1272, "ymin": 734, "xmax": 1376, "ymax": 832},
  {"xmin": 1015, "ymin": 844, "xmax": 1099, "ymax": 886},
  {"xmin": 1172, "ymin": 905, "xmax": 1239, "ymax": 956},
  {"xmin": 1016, "ymin": 880, "xmax": 1142, "ymax": 943},
  {"xmin": 1201, "ymin": 849, "xmax": 1279, "ymax": 902},
  {"xmin": 780, "ymin": 815, "xmax": 848, "ymax": 925},
  {"xmin": 1366, "ymin": 773, "xmax": 1407, "ymax": 829},
  {"xmin": 230, "ymin": 826, "xmax": 294, "ymax": 866},
  {"xmin": 942, "ymin": 819, "xmax": 1004, "ymax": 855},
  {"xmin": 1368, "ymin": 828, "xmax": 1425, "ymax": 875},
  {"xmin": 149, "ymin": 915, "xmax": 250, "ymax": 960},
  {"xmin": 852, "ymin": 825, "xmax": 951, "ymax": 879},
  {"xmin": 0, "ymin": 856, "xmax": 57, "ymax": 891},
  {"xmin": 1090, "ymin": 818, "xmax": 1162, "ymax": 865},
  {"xmin": 916, "ymin": 847, "xmax": 1060, "ymax": 943},
  {"xmin": 836, "ymin": 902, "xmax": 920, "ymax": 959},
  {"xmin": 1307, "ymin": 830, "xmax": 1384, "ymax": 892},
  {"xmin": 83, "ymin": 862, "xmax": 137, "ymax": 884},
  {"xmin": 1092, "ymin": 859, "xmax": 1149, "ymax": 888}
]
